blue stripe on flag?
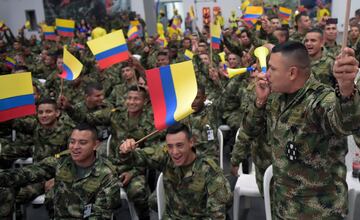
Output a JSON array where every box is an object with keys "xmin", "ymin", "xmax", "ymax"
[
  {"xmin": 0, "ymin": 94, "xmax": 35, "ymax": 111},
  {"xmin": 159, "ymin": 65, "xmax": 177, "ymax": 127},
  {"xmin": 95, "ymin": 44, "xmax": 129, "ymax": 61}
]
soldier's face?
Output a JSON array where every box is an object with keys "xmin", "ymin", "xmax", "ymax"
[
  {"xmin": 324, "ymin": 24, "xmax": 337, "ymax": 41},
  {"xmin": 304, "ymin": 32, "xmax": 323, "ymax": 56},
  {"xmin": 182, "ymin": 39, "xmax": 191, "ymax": 49},
  {"xmin": 271, "ymin": 18, "xmax": 281, "ymax": 29},
  {"xmin": 228, "ymin": 54, "xmax": 239, "ymax": 68},
  {"xmin": 350, "ymin": 26, "xmax": 360, "ymax": 40},
  {"xmin": 69, "ymin": 129, "xmax": 98, "ymax": 167},
  {"xmin": 37, "ymin": 104, "xmax": 60, "ymax": 128},
  {"xmin": 121, "ymin": 67, "xmax": 135, "ymax": 81},
  {"xmin": 199, "ymin": 54, "xmax": 210, "ymax": 65},
  {"xmin": 240, "ymin": 32, "xmax": 250, "ymax": 46},
  {"xmin": 299, "ymin": 16, "xmax": 311, "ymax": 31},
  {"xmin": 86, "ymin": 89, "xmax": 104, "ymax": 108},
  {"xmin": 156, "ymin": 55, "xmax": 169, "ymax": 67},
  {"xmin": 126, "ymin": 91, "xmax": 145, "ymax": 115},
  {"xmin": 267, "ymin": 53, "xmax": 292, "ymax": 93},
  {"xmin": 166, "ymin": 131, "xmax": 195, "ymax": 166}
]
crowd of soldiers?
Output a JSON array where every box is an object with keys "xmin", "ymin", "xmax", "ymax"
[{"xmin": 0, "ymin": 4, "xmax": 360, "ymax": 220}]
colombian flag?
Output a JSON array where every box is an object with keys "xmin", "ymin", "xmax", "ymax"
[
  {"xmin": 0, "ymin": 72, "xmax": 36, "ymax": 122},
  {"xmin": 243, "ymin": 6, "xmax": 263, "ymax": 21},
  {"xmin": 59, "ymin": 47, "xmax": 83, "ymax": 80},
  {"xmin": 211, "ymin": 22, "xmax": 222, "ymax": 49},
  {"xmin": 184, "ymin": 50, "xmax": 193, "ymax": 60},
  {"xmin": 156, "ymin": 34, "xmax": 168, "ymax": 48},
  {"xmin": 279, "ymin": 7, "xmax": 292, "ymax": 21},
  {"xmin": 145, "ymin": 61, "xmax": 197, "ymax": 130},
  {"xmin": 87, "ymin": 30, "xmax": 129, "ymax": 69},
  {"xmin": 5, "ymin": 56, "xmax": 16, "ymax": 68},
  {"xmin": 127, "ymin": 25, "xmax": 140, "ymax": 41},
  {"xmin": 56, "ymin": 18, "xmax": 75, "ymax": 37},
  {"xmin": 42, "ymin": 25, "xmax": 57, "ymax": 41}
]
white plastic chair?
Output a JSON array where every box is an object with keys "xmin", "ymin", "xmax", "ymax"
[
  {"xmin": 233, "ymin": 162, "xmax": 261, "ymax": 220},
  {"xmin": 263, "ymin": 165, "xmax": 273, "ymax": 220},
  {"xmin": 31, "ymin": 194, "xmax": 45, "ymax": 205},
  {"xmin": 106, "ymin": 134, "xmax": 112, "ymax": 157},
  {"xmin": 120, "ymin": 188, "xmax": 138, "ymax": 220},
  {"xmin": 156, "ymin": 172, "xmax": 165, "ymax": 219},
  {"xmin": 217, "ymin": 128, "xmax": 224, "ymax": 169}
]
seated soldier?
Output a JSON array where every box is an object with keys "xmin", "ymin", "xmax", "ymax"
[
  {"xmin": 120, "ymin": 123, "xmax": 231, "ymax": 220},
  {"xmin": 0, "ymin": 123, "xmax": 121, "ymax": 219}
]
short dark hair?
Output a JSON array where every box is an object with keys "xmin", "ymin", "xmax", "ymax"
[
  {"xmin": 73, "ymin": 123, "xmax": 98, "ymax": 141},
  {"xmin": 272, "ymin": 41, "xmax": 311, "ymax": 70},
  {"xmin": 274, "ymin": 27, "xmax": 290, "ymax": 41},
  {"xmin": 37, "ymin": 97, "xmax": 58, "ymax": 110},
  {"xmin": 166, "ymin": 123, "xmax": 192, "ymax": 139},
  {"xmin": 355, "ymin": 9, "xmax": 360, "ymax": 17},
  {"xmin": 197, "ymin": 84, "xmax": 206, "ymax": 95},
  {"xmin": 157, "ymin": 51, "xmax": 168, "ymax": 57},
  {"xmin": 85, "ymin": 82, "xmax": 103, "ymax": 96},
  {"xmin": 128, "ymin": 85, "xmax": 148, "ymax": 99},
  {"xmin": 295, "ymin": 12, "xmax": 308, "ymax": 25},
  {"xmin": 307, "ymin": 28, "xmax": 323, "ymax": 37}
]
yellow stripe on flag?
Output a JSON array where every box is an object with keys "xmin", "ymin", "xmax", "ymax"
[
  {"xmin": 42, "ymin": 25, "xmax": 55, "ymax": 32},
  {"xmin": 171, "ymin": 61, "xmax": 197, "ymax": 121},
  {"xmin": 184, "ymin": 50, "xmax": 194, "ymax": 59},
  {"xmin": 63, "ymin": 48, "xmax": 83, "ymax": 80},
  {"xmin": 211, "ymin": 22, "xmax": 221, "ymax": 38},
  {"xmin": 87, "ymin": 30, "xmax": 126, "ymax": 55},
  {"xmin": 0, "ymin": 72, "xmax": 33, "ymax": 99},
  {"xmin": 55, "ymin": 18, "xmax": 75, "ymax": 28}
]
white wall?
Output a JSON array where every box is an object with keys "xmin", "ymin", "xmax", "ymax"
[
  {"xmin": 332, "ymin": 0, "xmax": 360, "ymax": 32},
  {"xmin": 131, "ymin": 0, "xmax": 146, "ymax": 21},
  {"xmin": 0, "ymin": 0, "xmax": 45, "ymax": 37}
]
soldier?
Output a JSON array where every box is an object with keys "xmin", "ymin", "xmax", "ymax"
[
  {"xmin": 324, "ymin": 19, "xmax": 342, "ymax": 56},
  {"xmin": 289, "ymin": 12, "xmax": 312, "ymax": 42},
  {"xmin": 243, "ymin": 41, "xmax": 360, "ymax": 219},
  {"xmin": 119, "ymin": 123, "xmax": 231, "ymax": 219},
  {"xmin": 349, "ymin": 24, "xmax": 360, "ymax": 64},
  {"xmin": 304, "ymin": 28, "xmax": 336, "ymax": 86},
  {"xmin": 0, "ymin": 123, "xmax": 122, "ymax": 219}
]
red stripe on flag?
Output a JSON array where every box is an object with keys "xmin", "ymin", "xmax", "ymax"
[
  {"xmin": 211, "ymin": 42, "xmax": 220, "ymax": 49},
  {"xmin": 58, "ymin": 31, "xmax": 74, "ymax": 37},
  {"xmin": 145, "ymin": 68, "xmax": 168, "ymax": 130},
  {"xmin": 97, "ymin": 52, "xmax": 129, "ymax": 69},
  {"xmin": 0, "ymin": 104, "xmax": 36, "ymax": 122}
]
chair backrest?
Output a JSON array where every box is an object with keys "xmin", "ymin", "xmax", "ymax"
[
  {"xmin": 156, "ymin": 172, "xmax": 165, "ymax": 219},
  {"xmin": 106, "ymin": 134, "xmax": 112, "ymax": 157},
  {"xmin": 263, "ymin": 165, "xmax": 273, "ymax": 220},
  {"xmin": 217, "ymin": 128, "xmax": 224, "ymax": 169}
]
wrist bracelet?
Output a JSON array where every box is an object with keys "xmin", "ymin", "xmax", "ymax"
[{"xmin": 335, "ymin": 83, "xmax": 357, "ymax": 101}]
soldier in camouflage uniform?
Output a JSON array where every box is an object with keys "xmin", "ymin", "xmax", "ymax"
[
  {"xmin": 324, "ymin": 20, "xmax": 342, "ymax": 56},
  {"xmin": 120, "ymin": 123, "xmax": 232, "ymax": 220},
  {"xmin": 182, "ymin": 85, "xmax": 219, "ymax": 161},
  {"xmin": 349, "ymin": 24, "xmax": 360, "ymax": 65},
  {"xmin": 0, "ymin": 98, "xmax": 74, "ymax": 219},
  {"xmin": 289, "ymin": 12, "xmax": 312, "ymax": 43},
  {"xmin": 304, "ymin": 28, "xmax": 336, "ymax": 87},
  {"xmin": 243, "ymin": 42, "xmax": 360, "ymax": 219},
  {"xmin": 62, "ymin": 86, "xmax": 154, "ymax": 220},
  {"xmin": 0, "ymin": 123, "xmax": 121, "ymax": 219}
]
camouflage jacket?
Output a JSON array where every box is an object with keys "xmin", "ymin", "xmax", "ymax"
[
  {"xmin": 310, "ymin": 49, "xmax": 335, "ymax": 87},
  {"xmin": 120, "ymin": 147, "xmax": 231, "ymax": 220},
  {"xmin": 0, "ymin": 154, "xmax": 121, "ymax": 219},
  {"xmin": 289, "ymin": 31, "xmax": 306, "ymax": 43},
  {"xmin": 243, "ymin": 77, "xmax": 360, "ymax": 219},
  {"xmin": 324, "ymin": 42, "xmax": 342, "ymax": 57}
]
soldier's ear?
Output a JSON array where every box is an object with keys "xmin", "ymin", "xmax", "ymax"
[
  {"xmin": 93, "ymin": 140, "xmax": 100, "ymax": 151},
  {"xmin": 289, "ymin": 66, "xmax": 299, "ymax": 81}
]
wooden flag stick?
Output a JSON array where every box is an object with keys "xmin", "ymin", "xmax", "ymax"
[
  {"xmin": 135, "ymin": 130, "xmax": 159, "ymax": 145},
  {"xmin": 341, "ymin": 0, "xmax": 352, "ymax": 51}
]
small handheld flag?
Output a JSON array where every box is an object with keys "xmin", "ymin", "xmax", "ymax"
[
  {"xmin": 59, "ymin": 47, "xmax": 83, "ymax": 80},
  {"xmin": 184, "ymin": 50, "xmax": 194, "ymax": 60},
  {"xmin": 145, "ymin": 61, "xmax": 198, "ymax": 130},
  {"xmin": 156, "ymin": 34, "xmax": 168, "ymax": 48},
  {"xmin": 0, "ymin": 72, "xmax": 36, "ymax": 122},
  {"xmin": 211, "ymin": 22, "xmax": 221, "ymax": 49},
  {"xmin": 87, "ymin": 30, "xmax": 129, "ymax": 69},
  {"xmin": 42, "ymin": 25, "xmax": 57, "ymax": 41},
  {"xmin": 278, "ymin": 7, "xmax": 292, "ymax": 21},
  {"xmin": 5, "ymin": 56, "xmax": 16, "ymax": 68},
  {"xmin": 243, "ymin": 6, "xmax": 263, "ymax": 21},
  {"xmin": 127, "ymin": 25, "xmax": 140, "ymax": 41},
  {"xmin": 56, "ymin": 18, "xmax": 75, "ymax": 37}
]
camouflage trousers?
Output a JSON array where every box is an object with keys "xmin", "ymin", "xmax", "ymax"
[
  {"xmin": 124, "ymin": 174, "xmax": 150, "ymax": 219},
  {"xmin": 0, "ymin": 183, "xmax": 44, "ymax": 219}
]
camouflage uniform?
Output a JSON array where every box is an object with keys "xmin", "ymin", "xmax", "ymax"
[
  {"xmin": 289, "ymin": 31, "xmax": 306, "ymax": 43},
  {"xmin": 69, "ymin": 106, "xmax": 155, "ymax": 219},
  {"xmin": 106, "ymin": 81, "xmax": 136, "ymax": 108},
  {"xmin": 120, "ymin": 146, "xmax": 232, "ymax": 220},
  {"xmin": 182, "ymin": 106, "xmax": 219, "ymax": 161},
  {"xmin": 0, "ymin": 153, "xmax": 122, "ymax": 219},
  {"xmin": 242, "ymin": 76, "xmax": 360, "ymax": 219},
  {"xmin": 310, "ymin": 48, "xmax": 335, "ymax": 87},
  {"xmin": 324, "ymin": 42, "xmax": 342, "ymax": 56}
]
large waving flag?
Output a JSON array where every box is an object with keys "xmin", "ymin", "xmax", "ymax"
[
  {"xmin": 42, "ymin": 25, "xmax": 57, "ymax": 40},
  {"xmin": 243, "ymin": 6, "xmax": 263, "ymax": 21},
  {"xmin": 279, "ymin": 7, "xmax": 292, "ymax": 21},
  {"xmin": 145, "ymin": 61, "xmax": 197, "ymax": 130},
  {"xmin": 59, "ymin": 47, "xmax": 83, "ymax": 80},
  {"xmin": 0, "ymin": 72, "xmax": 36, "ymax": 122},
  {"xmin": 87, "ymin": 30, "xmax": 129, "ymax": 69},
  {"xmin": 56, "ymin": 18, "xmax": 75, "ymax": 37},
  {"xmin": 211, "ymin": 22, "xmax": 222, "ymax": 49}
]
